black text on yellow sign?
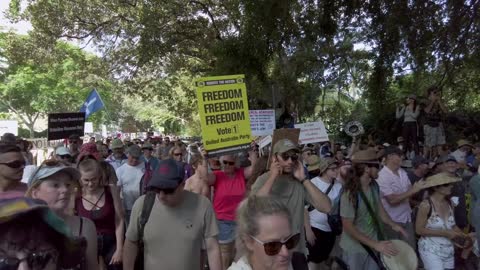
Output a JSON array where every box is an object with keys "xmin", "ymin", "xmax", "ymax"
[{"xmin": 196, "ymin": 75, "xmax": 252, "ymax": 154}]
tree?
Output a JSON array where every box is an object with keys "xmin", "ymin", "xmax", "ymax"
[{"xmin": 0, "ymin": 33, "xmax": 117, "ymax": 137}]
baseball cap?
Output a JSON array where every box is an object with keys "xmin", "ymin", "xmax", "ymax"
[
  {"xmin": 273, "ymin": 139, "xmax": 300, "ymax": 154},
  {"xmin": 318, "ymin": 158, "xmax": 338, "ymax": 175},
  {"xmin": 407, "ymin": 94, "xmax": 417, "ymax": 100},
  {"xmin": 55, "ymin": 146, "xmax": 70, "ymax": 156},
  {"xmin": 142, "ymin": 142, "xmax": 154, "ymax": 150},
  {"xmin": 126, "ymin": 144, "xmax": 142, "ymax": 158},
  {"xmin": 110, "ymin": 138, "xmax": 124, "ymax": 149},
  {"xmin": 27, "ymin": 160, "xmax": 80, "ymax": 190},
  {"xmin": 383, "ymin": 145, "xmax": 404, "ymax": 157},
  {"xmin": 435, "ymin": 155, "xmax": 457, "ymax": 165},
  {"xmin": 147, "ymin": 159, "xmax": 185, "ymax": 189},
  {"xmin": 0, "ymin": 197, "xmax": 86, "ymax": 268},
  {"xmin": 412, "ymin": 156, "xmax": 429, "ymax": 168}
]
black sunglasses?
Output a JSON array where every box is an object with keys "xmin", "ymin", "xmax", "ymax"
[
  {"xmin": 250, "ymin": 233, "xmax": 300, "ymax": 256},
  {"xmin": 173, "ymin": 153, "xmax": 183, "ymax": 156},
  {"xmin": 280, "ymin": 152, "xmax": 299, "ymax": 162},
  {"xmin": 223, "ymin": 160, "xmax": 235, "ymax": 166},
  {"xmin": 0, "ymin": 250, "xmax": 57, "ymax": 270},
  {"xmin": 59, "ymin": 154, "xmax": 72, "ymax": 159},
  {"xmin": 0, "ymin": 160, "xmax": 26, "ymax": 169},
  {"xmin": 153, "ymin": 188, "xmax": 176, "ymax": 195}
]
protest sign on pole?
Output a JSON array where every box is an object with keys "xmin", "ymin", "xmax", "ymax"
[
  {"xmin": 196, "ymin": 74, "xmax": 252, "ymax": 157},
  {"xmin": 294, "ymin": 121, "xmax": 329, "ymax": 145},
  {"xmin": 0, "ymin": 120, "xmax": 18, "ymax": 136},
  {"xmin": 249, "ymin": 110, "xmax": 275, "ymax": 136},
  {"xmin": 47, "ymin": 112, "xmax": 86, "ymax": 141},
  {"xmin": 84, "ymin": 122, "xmax": 94, "ymax": 133}
]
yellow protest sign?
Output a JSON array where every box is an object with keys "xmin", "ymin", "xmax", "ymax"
[{"xmin": 196, "ymin": 74, "xmax": 252, "ymax": 156}]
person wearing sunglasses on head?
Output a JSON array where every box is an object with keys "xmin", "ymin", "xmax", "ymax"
[
  {"xmin": 415, "ymin": 173, "xmax": 472, "ymax": 270},
  {"xmin": 123, "ymin": 159, "xmax": 222, "ymax": 270},
  {"xmin": 250, "ymin": 139, "xmax": 331, "ymax": 258},
  {"xmin": 0, "ymin": 143, "xmax": 27, "ymax": 199},
  {"xmin": 229, "ymin": 195, "xmax": 300, "ymax": 270},
  {"xmin": 204, "ymin": 146, "xmax": 259, "ymax": 269},
  {"xmin": 376, "ymin": 146, "xmax": 427, "ymax": 249},
  {"xmin": 340, "ymin": 149, "xmax": 408, "ymax": 270},
  {"xmin": 25, "ymin": 159, "xmax": 98, "ymax": 270},
  {"xmin": 0, "ymin": 197, "xmax": 86, "ymax": 270}
]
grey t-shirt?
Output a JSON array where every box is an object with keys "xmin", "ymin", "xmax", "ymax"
[
  {"xmin": 339, "ymin": 188, "xmax": 379, "ymax": 254},
  {"xmin": 251, "ymin": 173, "xmax": 313, "ymax": 254}
]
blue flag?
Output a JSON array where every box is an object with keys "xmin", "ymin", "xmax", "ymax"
[{"xmin": 80, "ymin": 89, "xmax": 105, "ymax": 118}]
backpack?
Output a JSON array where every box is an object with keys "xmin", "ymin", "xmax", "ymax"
[{"xmin": 134, "ymin": 192, "xmax": 156, "ymax": 270}]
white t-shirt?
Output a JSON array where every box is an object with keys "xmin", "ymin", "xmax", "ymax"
[
  {"xmin": 309, "ymin": 177, "xmax": 342, "ymax": 232},
  {"xmin": 116, "ymin": 162, "xmax": 145, "ymax": 210}
]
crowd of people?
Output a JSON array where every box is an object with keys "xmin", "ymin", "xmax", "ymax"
[{"xmin": 0, "ymin": 109, "xmax": 479, "ymax": 270}]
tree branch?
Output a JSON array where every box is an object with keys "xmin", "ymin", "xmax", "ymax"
[{"xmin": 189, "ymin": 1, "xmax": 223, "ymax": 41}]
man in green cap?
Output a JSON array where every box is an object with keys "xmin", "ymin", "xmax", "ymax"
[{"xmin": 251, "ymin": 138, "xmax": 332, "ymax": 256}]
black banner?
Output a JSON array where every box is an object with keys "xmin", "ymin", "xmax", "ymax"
[{"xmin": 47, "ymin": 112, "xmax": 86, "ymax": 141}]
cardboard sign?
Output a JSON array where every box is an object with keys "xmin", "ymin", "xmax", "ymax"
[
  {"xmin": 249, "ymin": 110, "xmax": 275, "ymax": 136},
  {"xmin": 196, "ymin": 74, "xmax": 252, "ymax": 157},
  {"xmin": 295, "ymin": 121, "xmax": 329, "ymax": 145},
  {"xmin": 0, "ymin": 120, "xmax": 18, "ymax": 136},
  {"xmin": 47, "ymin": 112, "xmax": 85, "ymax": 140}
]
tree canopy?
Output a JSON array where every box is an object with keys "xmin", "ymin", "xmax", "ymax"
[{"xmin": 6, "ymin": 0, "xmax": 480, "ymax": 138}]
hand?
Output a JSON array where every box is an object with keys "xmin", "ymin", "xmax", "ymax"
[
  {"xmin": 412, "ymin": 180, "xmax": 427, "ymax": 193},
  {"xmin": 391, "ymin": 224, "xmax": 408, "ymax": 239},
  {"xmin": 305, "ymin": 227, "xmax": 316, "ymax": 246},
  {"xmin": 293, "ymin": 160, "xmax": 306, "ymax": 181},
  {"xmin": 109, "ymin": 249, "xmax": 123, "ymax": 265},
  {"xmin": 445, "ymin": 230, "xmax": 464, "ymax": 240},
  {"xmin": 374, "ymin": 241, "xmax": 398, "ymax": 257},
  {"xmin": 269, "ymin": 156, "xmax": 282, "ymax": 179}
]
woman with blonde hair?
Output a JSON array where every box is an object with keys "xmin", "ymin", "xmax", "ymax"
[
  {"xmin": 229, "ymin": 195, "xmax": 300, "ymax": 270},
  {"xmin": 26, "ymin": 159, "xmax": 98, "ymax": 270}
]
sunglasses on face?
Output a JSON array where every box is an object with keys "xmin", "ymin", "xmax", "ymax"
[
  {"xmin": 0, "ymin": 250, "xmax": 57, "ymax": 270},
  {"xmin": 173, "ymin": 153, "xmax": 183, "ymax": 157},
  {"xmin": 250, "ymin": 233, "xmax": 300, "ymax": 256},
  {"xmin": 279, "ymin": 152, "xmax": 299, "ymax": 162},
  {"xmin": 68, "ymin": 140, "xmax": 78, "ymax": 144},
  {"xmin": 59, "ymin": 154, "xmax": 71, "ymax": 159},
  {"xmin": 223, "ymin": 160, "xmax": 235, "ymax": 166},
  {"xmin": 0, "ymin": 160, "xmax": 26, "ymax": 169},
  {"xmin": 439, "ymin": 183, "xmax": 453, "ymax": 188},
  {"xmin": 153, "ymin": 188, "xmax": 176, "ymax": 195}
]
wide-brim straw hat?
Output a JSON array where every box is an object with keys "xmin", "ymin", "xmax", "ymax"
[
  {"xmin": 351, "ymin": 149, "xmax": 380, "ymax": 164},
  {"xmin": 457, "ymin": 139, "xmax": 474, "ymax": 148},
  {"xmin": 381, "ymin": 239, "xmax": 418, "ymax": 270},
  {"xmin": 423, "ymin": 172, "xmax": 461, "ymax": 189}
]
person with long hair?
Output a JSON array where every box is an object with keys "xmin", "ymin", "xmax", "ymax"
[
  {"xmin": 76, "ymin": 159, "xmax": 125, "ymax": 270},
  {"xmin": 416, "ymin": 173, "xmax": 471, "ymax": 270},
  {"xmin": 229, "ymin": 195, "xmax": 299, "ymax": 270},
  {"xmin": 26, "ymin": 159, "xmax": 98, "ymax": 270},
  {"xmin": 340, "ymin": 150, "xmax": 408, "ymax": 270},
  {"xmin": 396, "ymin": 94, "xmax": 420, "ymax": 155}
]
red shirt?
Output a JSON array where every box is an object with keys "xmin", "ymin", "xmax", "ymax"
[{"xmin": 213, "ymin": 168, "xmax": 246, "ymax": 221}]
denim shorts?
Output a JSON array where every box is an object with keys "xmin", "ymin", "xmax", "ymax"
[{"xmin": 218, "ymin": 220, "xmax": 236, "ymax": 244}]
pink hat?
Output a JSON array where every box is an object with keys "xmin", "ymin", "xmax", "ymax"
[{"xmin": 77, "ymin": 143, "xmax": 100, "ymax": 161}]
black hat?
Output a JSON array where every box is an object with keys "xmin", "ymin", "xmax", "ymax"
[
  {"xmin": 412, "ymin": 156, "xmax": 429, "ymax": 168},
  {"xmin": 383, "ymin": 146, "xmax": 404, "ymax": 157},
  {"xmin": 147, "ymin": 159, "xmax": 185, "ymax": 189}
]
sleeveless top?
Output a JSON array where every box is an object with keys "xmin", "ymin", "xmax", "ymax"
[
  {"xmin": 418, "ymin": 199, "xmax": 455, "ymax": 259},
  {"xmin": 75, "ymin": 187, "xmax": 116, "ymax": 235}
]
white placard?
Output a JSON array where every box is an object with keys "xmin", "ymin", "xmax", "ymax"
[
  {"xmin": 249, "ymin": 110, "xmax": 276, "ymax": 136},
  {"xmin": 294, "ymin": 121, "xmax": 329, "ymax": 145},
  {"xmin": 258, "ymin": 135, "xmax": 273, "ymax": 149},
  {"xmin": 0, "ymin": 120, "xmax": 18, "ymax": 136},
  {"xmin": 84, "ymin": 122, "xmax": 94, "ymax": 133},
  {"xmin": 101, "ymin": 125, "xmax": 107, "ymax": 138}
]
